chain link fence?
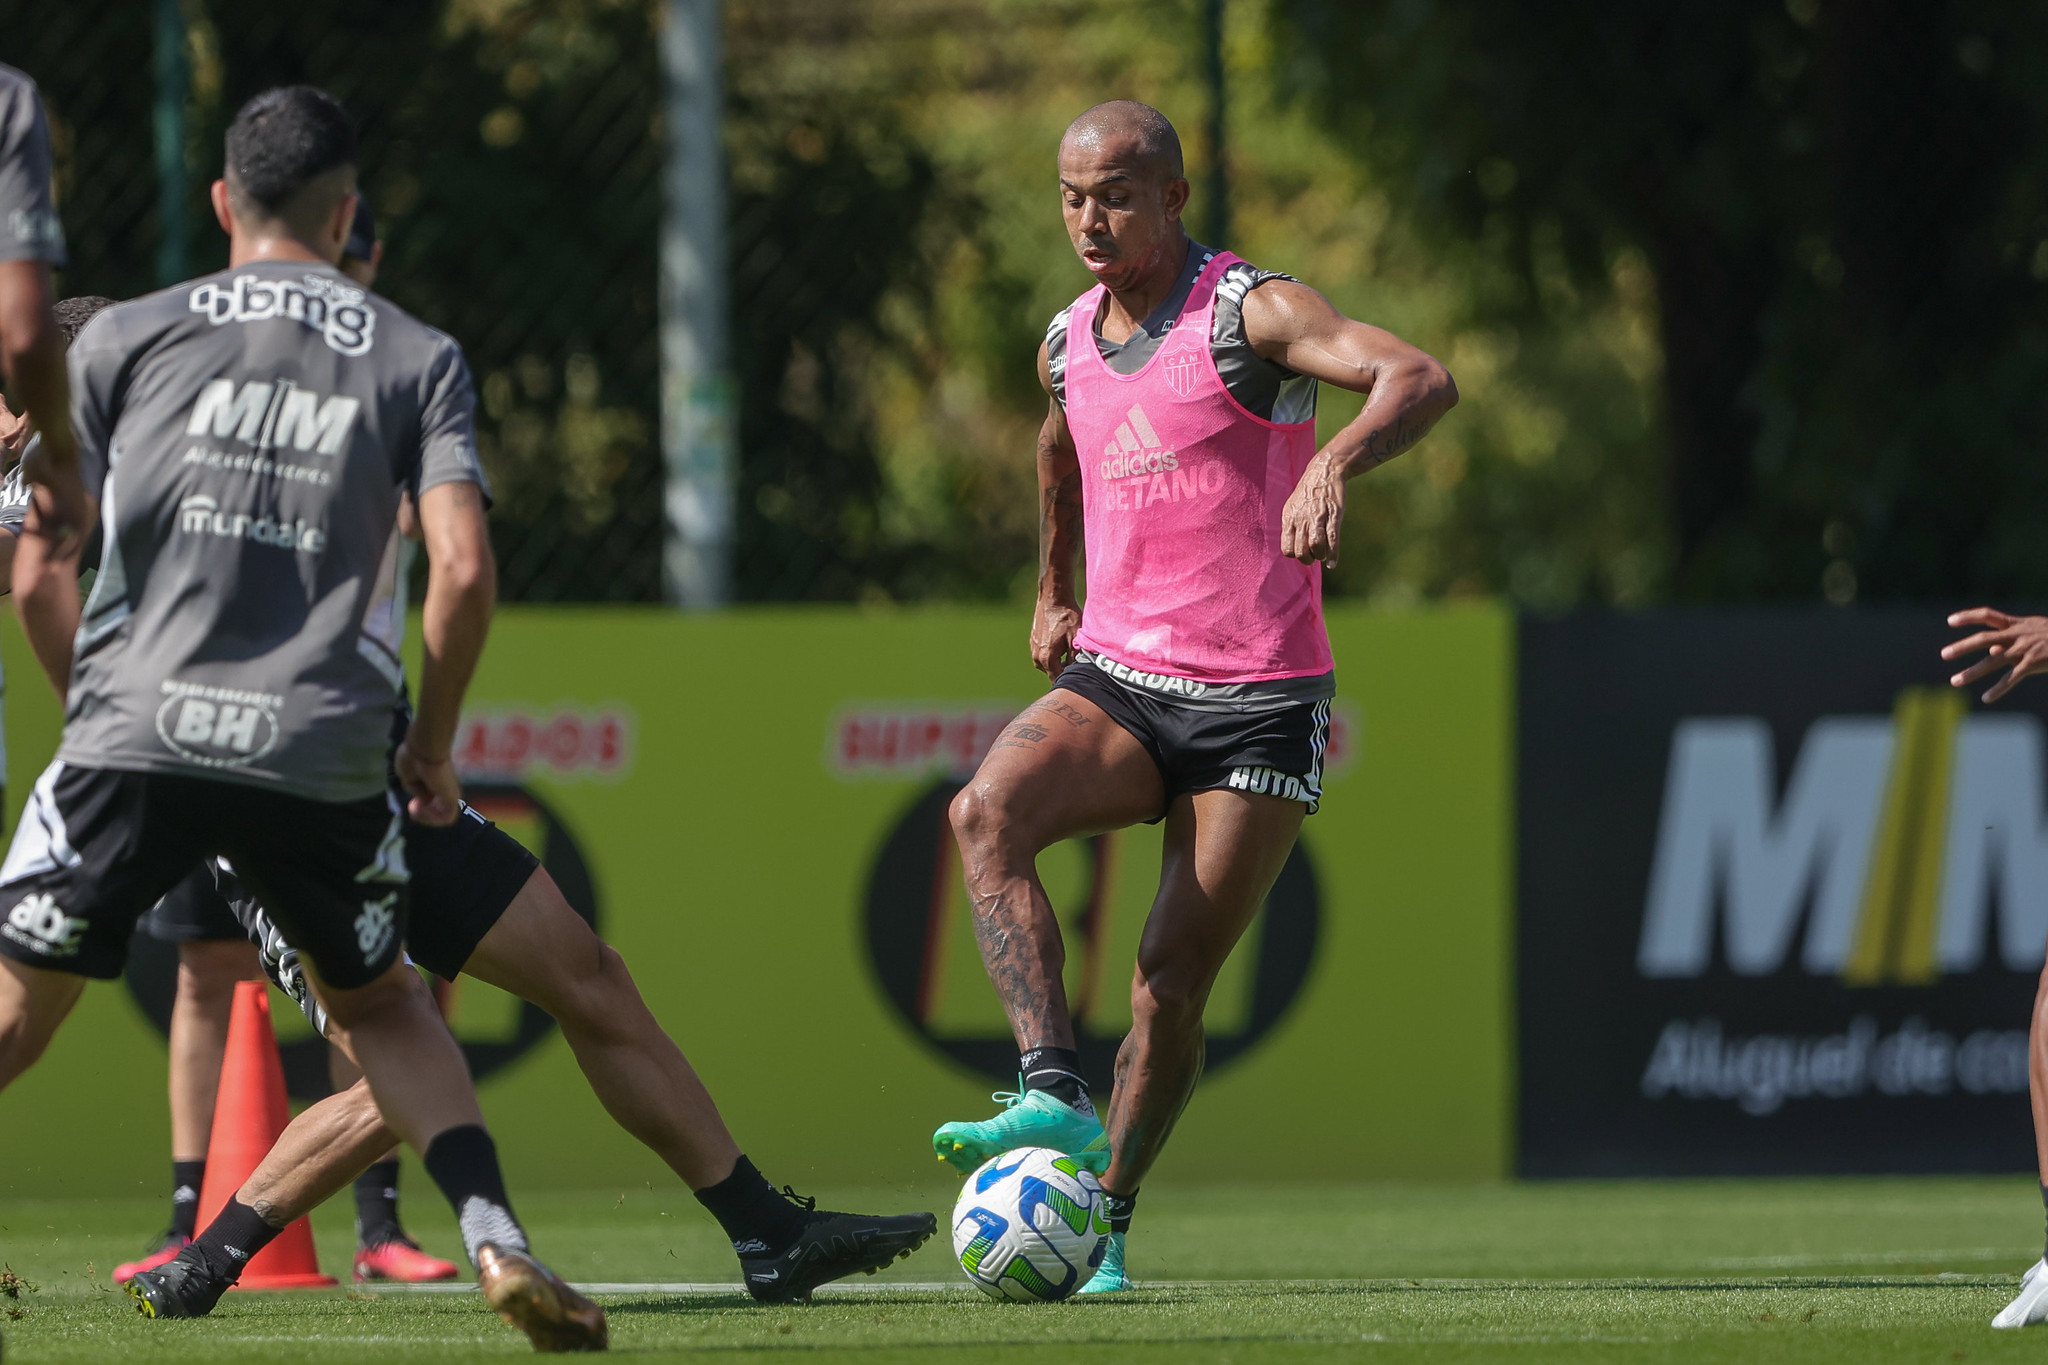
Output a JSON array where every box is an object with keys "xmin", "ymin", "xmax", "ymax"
[{"xmin": 6, "ymin": 0, "xmax": 986, "ymax": 603}]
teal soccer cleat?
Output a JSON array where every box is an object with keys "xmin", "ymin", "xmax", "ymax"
[
  {"xmin": 933, "ymin": 1088, "xmax": 1110, "ymax": 1175},
  {"xmin": 1077, "ymin": 1230, "xmax": 1130, "ymax": 1294}
]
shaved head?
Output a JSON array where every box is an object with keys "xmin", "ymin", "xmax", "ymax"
[{"xmin": 1061, "ymin": 101, "xmax": 1184, "ymax": 182}]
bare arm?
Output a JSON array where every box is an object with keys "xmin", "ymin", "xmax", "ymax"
[
  {"xmin": 395, "ymin": 480, "xmax": 495, "ymax": 826},
  {"xmin": 1031, "ymin": 340, "xmax": 1085, "ymax": 680},
  {"xmin": 1242, "ymin": 280, "xmax": 1458, "ymax": 566},
  {"xmin": 10, "ymin": 492, "xmax": 91, "ymax": 697},
  {"xmin": 0, "ymin": 260, "xmax": 73, "ymax": 467}
]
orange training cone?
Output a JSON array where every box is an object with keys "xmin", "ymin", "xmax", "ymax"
[{"xmin": 195, "ymin": 980, "xmax": 337, "ymax": 1288}]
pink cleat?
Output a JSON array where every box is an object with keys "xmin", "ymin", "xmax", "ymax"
[
  {"xmin": 354, "ymin": 1237, "xmax": 461, "ymax": 1283},
  {"xmin": 114, "ymin": 1233, "xmax": 190, "ymax": 1285}
]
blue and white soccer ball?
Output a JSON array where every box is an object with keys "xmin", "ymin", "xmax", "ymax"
[{"xmin": 951, "ymin": 1146, "xmax": 1110, "ymax": 1302}]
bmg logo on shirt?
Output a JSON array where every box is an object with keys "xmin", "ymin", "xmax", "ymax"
[{"xmin": 154, "ymin": 682, "xmax": 282, "ymax": 768}]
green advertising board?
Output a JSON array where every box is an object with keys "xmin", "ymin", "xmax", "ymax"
[{"xmin": 0, "ymin": 604, "xmax": 1511, "ymax": 1198}]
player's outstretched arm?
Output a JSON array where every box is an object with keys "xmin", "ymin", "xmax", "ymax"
[
  {"xmin": 0, "ymin": 260, "xmax": 73, "ymax": 466},
  {"xmin": 10, "ymin": 486, "xmax": 91, "ymax": 697},
  {"xmin": 401, "ymin": 479, "xmax": 495, "ymax": 826},
  {"xmin": 1032, "ymin": 339, "xmax": 1084, "ymax": 680},
  {"xmin": 1242, "ymin": 280, "xmax": 1458, "ymax": 566},
  {"xmin": 1943, "ymin": 607, "xmax": 2048, "ymax": 703}
]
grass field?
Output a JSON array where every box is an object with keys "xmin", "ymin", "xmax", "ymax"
[{"xmin": 2, "ymin": 1177, "xmax": 2044, "ymax": 1362}]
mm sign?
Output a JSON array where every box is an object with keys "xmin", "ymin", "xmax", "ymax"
[{"xmin": 1519, "ymin": 610, "xmax": 2047, "ymax": 1176}]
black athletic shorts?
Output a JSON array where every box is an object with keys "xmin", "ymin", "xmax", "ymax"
[
  {"xmin": 0, "ymin": 763, "xmax": 407, "ymax": 988},
  {"xmin": 146, "ymin": 799, "xmax": 538, "ymax": 980},
  {"xmin": 1054, "ymin": 651, "xmax": 1333, "ymax": 815}
]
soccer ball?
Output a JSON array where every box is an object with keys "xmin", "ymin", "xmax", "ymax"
[{"xmin": 951, "ymin": 1146, "xmax": 1110, "ymax": 1302}]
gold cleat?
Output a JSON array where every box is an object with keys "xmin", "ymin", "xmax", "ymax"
[{"xmin": 476, "ymin": 1245, "xmax": 609, "ymax": 1353}]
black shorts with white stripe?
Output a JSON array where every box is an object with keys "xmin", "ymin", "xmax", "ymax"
[
  {"xmin": 1053, "ymin": 651, "xmax": 1332, "ymax": 817},
  {"xmin": 0, "ymin": 762, "xmax": 407, "ymax": 987}
]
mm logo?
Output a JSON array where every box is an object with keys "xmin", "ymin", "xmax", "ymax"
[
  {"xmin": 186, "ymin": 378, "xmax": 361, "ymax": 455},
  {"xmin": 1639, "ymin": 687, "xmax": 2048, "ymax": 983}
]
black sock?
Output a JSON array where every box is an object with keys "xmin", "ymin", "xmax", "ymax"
[
  {"xmin": 694, "ymin": 1155, "xmax": 809, "ymax": 1254},
  {"xmin": 354, "ymin": 1159, "xmax": 405, "ymax": 1248},
  {"xmin": 422, "ymin": 1125, "xmax": 527, "ymax": 1266},
  {"xmin": 1102, "ymin": 1187, "xmax": 1138, "ymax": 1235},
  {"xmin": 188, "ymin": 1197, "xmax": 282, "ymax": 1284},
  {"xmin": 169, "ymin": 1160, "xmax": 205, "ymax": 1240},
  {"xmin": 1020, "ymin": 1046, "xmax": 1094, "ymax": 1115}
]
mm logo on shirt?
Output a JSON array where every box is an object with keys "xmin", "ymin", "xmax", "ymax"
[
  {"xmin": 154, "ymin": 682, "xmax": 282, "ymax": 768},
  {"xmin": 2, "ymin": 893, "xmax": 86, "ymax": 958},
  {"xmin": 186, "ymin": 378, "xmax": 361, "ymax": 455}
]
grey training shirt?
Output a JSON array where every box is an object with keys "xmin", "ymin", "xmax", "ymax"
[
  {"xmin": 58, "ymin": 260, "xmax": 488, "ymax": 801},
  {"xmin": 0, "ymin": 65, "xmax": 65, "ymax": 265}
]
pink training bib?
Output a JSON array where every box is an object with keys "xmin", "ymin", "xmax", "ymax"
[{"xmin": 1066, "ymin": 250, "xmax": 1331, "ymax": 684}]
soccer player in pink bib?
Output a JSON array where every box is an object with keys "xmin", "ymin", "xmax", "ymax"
[{"xmin": 932, "ymin": 101, "xmax": 1458, "ymax": 1293}]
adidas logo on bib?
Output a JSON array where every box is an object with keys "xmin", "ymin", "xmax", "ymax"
[{"xmin": 1099, "ymin": 405, "xmax": 1178, "ymax": 478}]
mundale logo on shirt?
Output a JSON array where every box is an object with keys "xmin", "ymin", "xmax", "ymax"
[{"xmin": 177, "ymin": 494, "xmax": 327, "ymax": 553}]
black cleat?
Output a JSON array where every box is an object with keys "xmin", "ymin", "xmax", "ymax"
[
  {"xmin": 128, "ymin": 1249, "xmax": 233, "ymax": 1320},
  {"xmin": 739, "ymin": 1190, "xmax": 937, "ymax": 1304}
]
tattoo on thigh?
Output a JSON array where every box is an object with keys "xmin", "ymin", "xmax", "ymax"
[
  {"xmin": 1044, "ymin": 700, "xmax": 1092, "ymax": 728},
  {"xmin": 994, "ymin": 719, "xmax": 1052, "ymax": 751}
]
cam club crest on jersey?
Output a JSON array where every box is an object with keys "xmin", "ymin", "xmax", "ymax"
[{"xmin": 1162, "ymin": 347, "xmax": 1203, "ymax": 399}]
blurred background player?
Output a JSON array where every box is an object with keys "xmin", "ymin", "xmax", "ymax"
[
  {"xmin": 931, "ymin": 101, "xmax": 1457, "ymax": 1293},
  {"xmin": 111, "ymin": 195, "xmax": 459, "ymax": 1289},
  {"xmin": 0, "ymin": 63, "xmax": 80, "ymax": 813},
  {"xmin": 1943, "ymin": 607, "xmax": 2048, "ymax": 1329},
  {"xmin": 115, "ymin": 193, "xmax": 932, "ymax": 1313},
  {"xmin": 0, "ymin": 85, "xmax": 605, "ymax": 1350}
]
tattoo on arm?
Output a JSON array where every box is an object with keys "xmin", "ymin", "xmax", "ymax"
[{"xmin": 1357, "ymin": 411, "xmax": 1427, "ymax": 472}]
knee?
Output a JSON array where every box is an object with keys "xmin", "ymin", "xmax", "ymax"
[
  {"xmin": 949, "ymin": 782, "xmax": 1029, "ymax": 881},
  {"xmin": 544, "ymin": 940, "xmax": 641, "ymax": 1039},
  {"xmin": 1130, "ymin": 960, "xmax": 1209, "ymax": 1032},
  {"xmin": 176, "ymin": 940, "xmax": 260, "ymax": 1004},
  {"xmin": 318, "ymin": 962, "xmax": 427, "ymax": 1031},
  {"xmin": 0, "ymin": 1006, "xmax": 54, "ymax": 1076}
]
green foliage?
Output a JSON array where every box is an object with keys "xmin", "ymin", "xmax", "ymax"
[{"xmin": 1284, "ymin": 0, "xmax": 2048, "ymax": 604}]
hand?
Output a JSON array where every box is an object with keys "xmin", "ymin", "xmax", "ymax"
[
  {"xmin": 0, "ymin": 396, "xmax": 27, "ymax": 457},
  {"xmin": 394, "ymin": 738, "xmax": 463, "ymax": 826},
  {"xmin": 1031, "ymin": 598, "xmax": 1082, "ymax": 680},
  {"xmin": 19, "ymin": 439, "xmax": 89, "ymax": 556},
  {"xmin": 1943, "ymin": 607, "xmax": 2048, "ymax": 703},
  {"xmin": 1281, "ymin": 455, "xmax": 1346, "ymax": 567}
]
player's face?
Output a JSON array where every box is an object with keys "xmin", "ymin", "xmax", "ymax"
[{"xmin": 1058, "ymin": 138, "xmax": 1187, "ymax": 290}]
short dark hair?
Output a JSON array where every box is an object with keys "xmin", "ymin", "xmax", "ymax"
[
  {"xmin": 54, "ymin": 296, "xmax": 117, "ymax": 348},
  {"xmin": 224, "ymin": 85, "xmax": 357, "ymax": 214}
]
